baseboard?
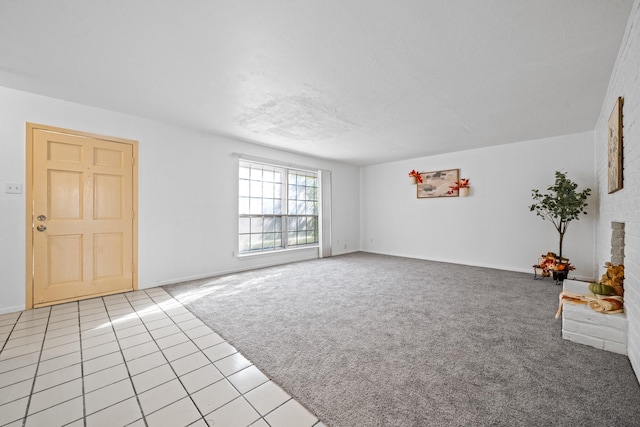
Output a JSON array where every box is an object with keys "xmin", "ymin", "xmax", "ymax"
[
  {"xmin": 332, "ymin": 248, "xmax": 360, "ymax": 256},
  {"xmin": 141, "ymin": 253, "xmax": 323, "ymax": 289},
  {"xmin": 360, "ymin": 250, "xmax": 593, "ymax": 281},
  {"xmin": 0, "ymin": 304, "xmax": 25, "ymax": 315},
  {"xmin": 139, "ymin": 268, "xmax": 250, "ymax": 289},
  {"xmin": 140, "ymin": 249, "xmax": 598, "ymax": 293}
]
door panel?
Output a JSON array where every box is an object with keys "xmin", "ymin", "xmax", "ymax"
[
  {"xmin": 48, "ymin": 140, "xmax": 83, "ymax": 163},
  {"xmin": 31, "ymin": 128, "xmax": 135, "ymax": 306},
  {"xmin": 49, "ymin": 235, "xmax": 83, "ymax": 284},
  {"xmin": 94, "ymin": 147, "xmax": 123, "ymax": 167},
  {"xmin": 48, "ymin": 170, "xmax": 83, "ymax": 219},
  {"xmin": 94, "ymin": 174, "xmax": 123, "ymax": 219},
  {"xmin": 94, "ymin": 232, "xmax": 124, "ymax": 279}
]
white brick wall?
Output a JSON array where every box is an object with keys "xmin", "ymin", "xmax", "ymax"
[
  {"xmin": 594, "ymin": 0, "xmax": 640, "ymax": 375},
  {"xmin": 562, "ymin": 280, "xmax": 628, "ymax": 355}
]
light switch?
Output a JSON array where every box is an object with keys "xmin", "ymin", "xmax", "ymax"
[{"xmin": 5, "ymin": 183, "xmax": 23, "ymax": 194}]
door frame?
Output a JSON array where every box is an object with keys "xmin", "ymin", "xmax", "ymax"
[{"xmin": 25, "ymin": 123, "xmax": 139, "ymax": 309}]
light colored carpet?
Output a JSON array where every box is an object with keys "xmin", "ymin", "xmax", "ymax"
[{"xmin": 164, "ymin": 252, "xmax": 640, "ymax": 426}]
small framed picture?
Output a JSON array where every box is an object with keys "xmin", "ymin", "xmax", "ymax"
[
  {"xmin": 608, "ymin": 97, "xmax": 623, "ymax": 194},
  {"xmin": 417, "ymin": 169, "xmax": 459, "ymax": 198}
]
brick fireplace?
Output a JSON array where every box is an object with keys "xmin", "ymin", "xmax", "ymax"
[
  {"xmin": 611, "ymin": 222, "xmax": 625, "ymax": 265},
  {"xmin": 561, "ymin": 222, "xmax": 627, "ymax": 355}
]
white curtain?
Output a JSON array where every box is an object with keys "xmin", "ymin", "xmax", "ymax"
[{"xmin": 318, "ymin": 169, "xmax": 332, "ymax": 258}]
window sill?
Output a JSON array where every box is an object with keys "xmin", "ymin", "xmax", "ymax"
[{"xmin": 237, "ymin": 245, "xmax": 319, "ymax": 259}]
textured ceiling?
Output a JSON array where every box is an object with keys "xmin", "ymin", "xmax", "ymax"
[{"xmin": 0, "ymin": 0, "xmax": 634, "ymax": 165}]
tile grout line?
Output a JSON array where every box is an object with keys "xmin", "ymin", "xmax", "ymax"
[
  {"xmin": 134, "ymin": 290, "xmax": 251, "ymax": 422},
  {"xmin": 101, "ymin": 295, "xmax": 149, "ymax": 427},
  {"xmin": 0, "ymin": 312, "xmax": 30, "ymax": 424},
  {"xmin": 168, "ymin": 291, "xmax": 324, "ymax": 427},
  {"xmin": 164, "ymin": 294, "xmax": 275, "ymax": 423},
  {"xmin": 130, "ymin": 290, "xmax": 210, "ymax": 424},
  {"xmin": 159, "ymin": 292, "xmax": 276, "ymax": 425},
  {"xmin": 3, "ymin": 290, "xmax": 323, "ymax": 427},
  {"xmin": 79, "ymin": 300, "xmax": 89, "ymax": 427},
  {"xmin": 151, "ymin": 291, "xmax": 285, "ymax": 426},
  {"xmin": 20, "ymin": 305, "xmax": 53, "ymax": 427},
  {"xmin": 0, "ymin": 314, "xmax": 22, "ymax": 355},
  {"xmin": 10, "ymin": 302, "xmax": 145, "ymax": 425},
  {"xmin": 0, "ymin": 331, "xmax": 79, "ymax": 409}
]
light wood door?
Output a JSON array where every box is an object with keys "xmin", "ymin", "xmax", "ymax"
[{"xmin": 30, "ymin": 127, "xmax": 136, "ymax": 306}]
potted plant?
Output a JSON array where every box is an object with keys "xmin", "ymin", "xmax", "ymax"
[{"xmin": 529, "ymin": 171, "xmax": 591, "ymax": 273}]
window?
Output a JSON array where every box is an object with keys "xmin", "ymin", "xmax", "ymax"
[{"xmin": 238, "ymin": 160, "xmax": 319, "ymax": 254}]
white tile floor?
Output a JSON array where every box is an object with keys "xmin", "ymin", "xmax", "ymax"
[{"xmin": 0, "ymin": 288, "xmax": 325, "ymax": 427}]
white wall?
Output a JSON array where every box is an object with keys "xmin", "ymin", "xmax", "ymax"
[
  {"xmin": 0, "ymin": 86, "xmax": 360, "ymax": 314},
  {"xmin": 360, "ymin": 132, "xmax": 597, "ymax": 278},
  {"xmin": 594, "ymin": 0, "xmax": 640, "ymax": 377}
]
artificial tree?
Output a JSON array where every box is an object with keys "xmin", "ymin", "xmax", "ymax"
[{"xmin": 529, "ymin": 171, "xmax": 591, "ymax": 264}]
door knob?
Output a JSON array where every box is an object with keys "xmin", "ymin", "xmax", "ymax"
[
  {"xmin": 36, "ymin": 225, "xmax": 47, "ymax": 232},
  {"xmin": 37, "ymin": 215, "xmax": 47, "ymax": 221}
]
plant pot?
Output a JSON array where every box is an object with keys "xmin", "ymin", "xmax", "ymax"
[{"xmin": 459, "ymin": 187, "xmax": 470, "ymax": 197}]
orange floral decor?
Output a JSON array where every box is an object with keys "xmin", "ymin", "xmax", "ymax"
[
  {"xmin": 446, "ymin": 178, "xmax": 470, "ymax": 195},
  {"xmin": 408, "ymin": 170, "xmax": 423, "ymax": 183},
  {"xmin": 533, "ymin": 252, "xmax": 575, "ymax": 278}
]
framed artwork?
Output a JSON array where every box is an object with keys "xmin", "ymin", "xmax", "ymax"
[
  {"xmin": 608, "ymin": 97, "xmax": 623, "ymax": 194},
  {"xmin": 417, "ymin": 169, "xmax": 459, "ymax": 198}
]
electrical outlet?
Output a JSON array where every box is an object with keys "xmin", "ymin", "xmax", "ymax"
[{"xmin": 4, "ymin": 183, "xmax": 22, "ymax": 194}]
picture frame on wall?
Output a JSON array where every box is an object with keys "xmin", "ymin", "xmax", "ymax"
[
  {"xmin": 417, "ymin": 169, "xmax": 459, "ymax": 198},
  {"xmin": 608, "ymin": 96, "xmax": 623, "ymax": 194}
]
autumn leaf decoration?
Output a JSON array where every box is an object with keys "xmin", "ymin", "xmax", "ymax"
[
  {"xmin": 446, "ymin": 178, "xmax": 470, "ymax": 194},
  {"xmin": 408, "ymin": 170, "xmax": 423, "ymax": 183},
  {"xmin": 533, "ymin": 252, "xmax": 575, "ymax": 272}
]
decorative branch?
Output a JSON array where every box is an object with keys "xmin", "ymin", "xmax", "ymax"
[
  {"xmin": 446, "ymin": 178, "xmax": 470, "ymax": 195},
  {"xmin": 408, "ymin": 170, "xmax": 423, "ymax": 183}
]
